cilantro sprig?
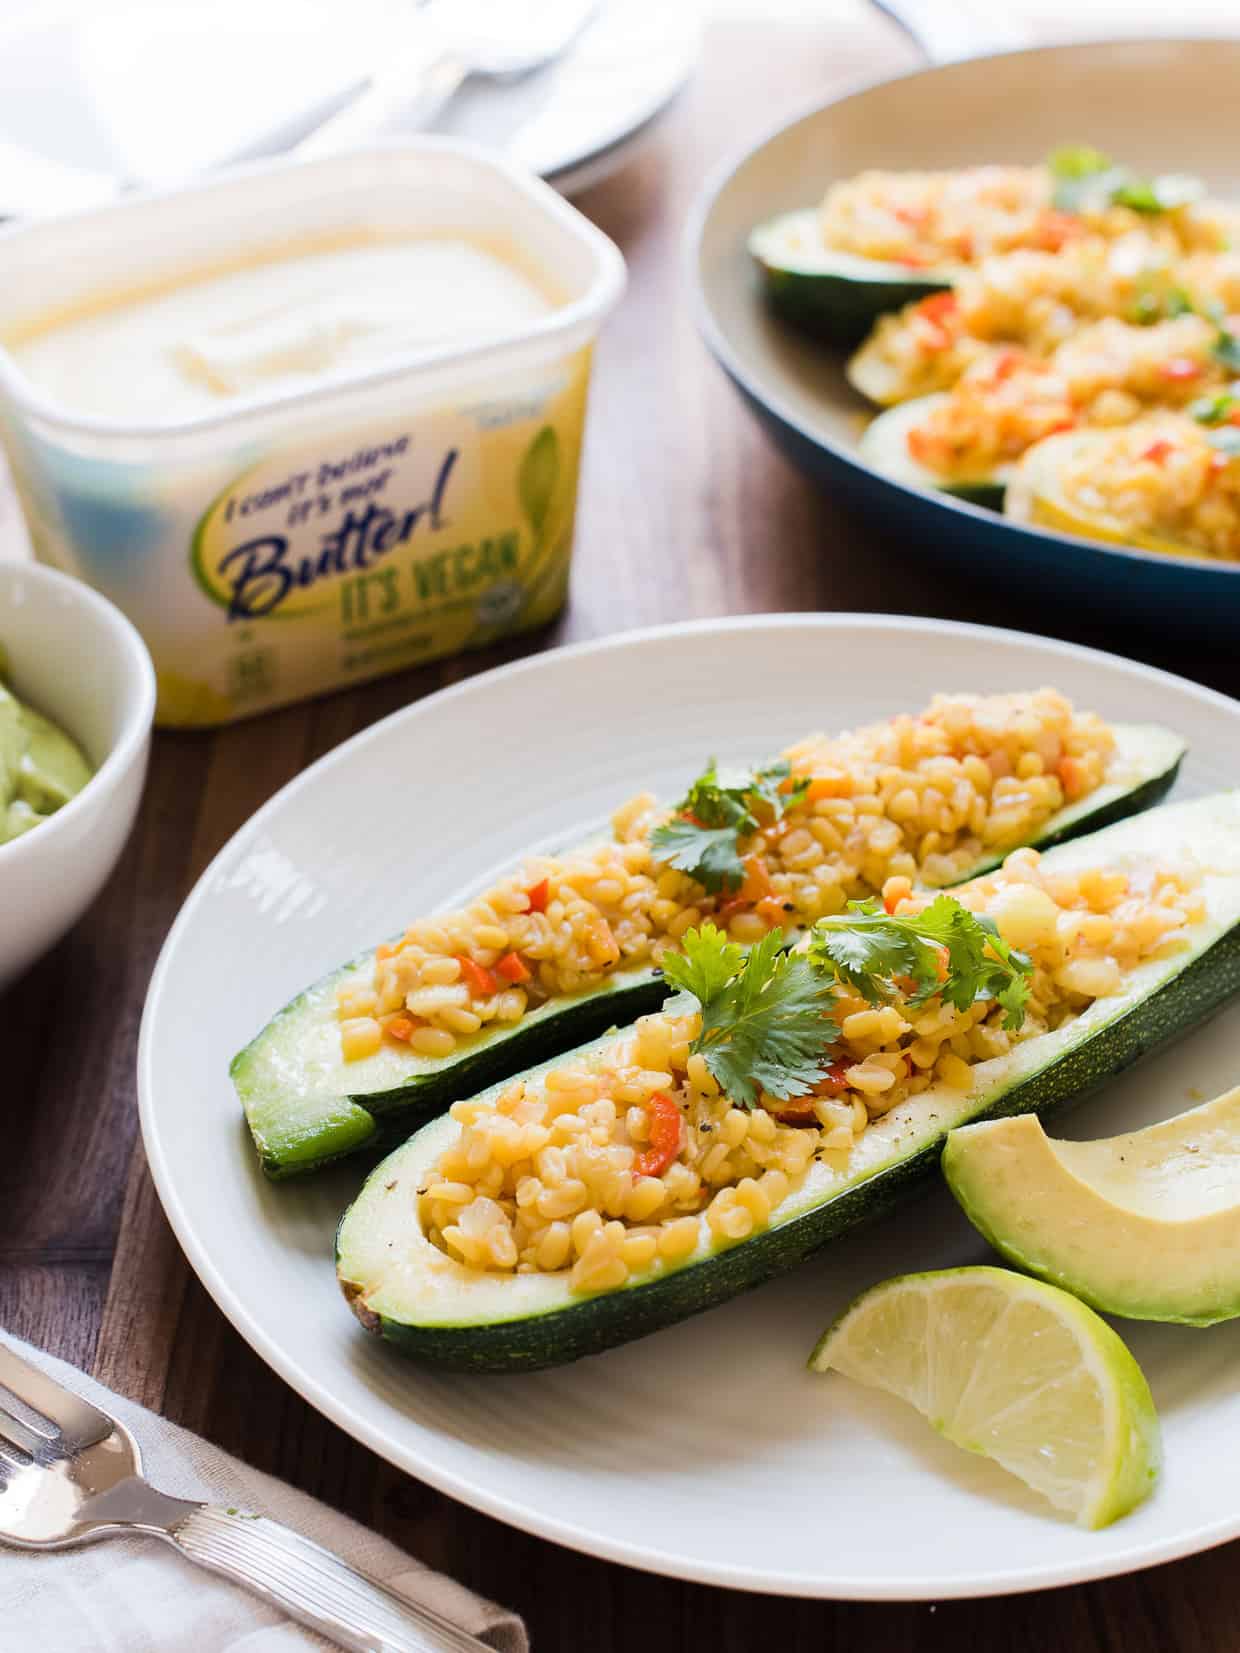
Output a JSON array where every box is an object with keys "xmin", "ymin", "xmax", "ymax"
[
  {"xmin": 1128, "ymin": 283, "xmax": 1192, "ymax": 327},
  {"xmin": 660, "ymin": 896, "xmax": 1034, "ymax": 1108},
  {"xmin": 1048, "ymin": 146, "xmax": 1204, "ymax": 217},
  {"xmin": 651, "ymin": 757, "xmax": 807, "ymax": 895},
  {"xmin": 1189, "ymin": 384, "xmax": 1240, "ymax": 455},
  {"xmin": 808, "ymin": 895, "xmax": 1032, "ymax": 1030},
  {"xmin": 1214, "ymin": 341, "xmax": 1240, "ymax": 382},
  {"xmin": 661, "ymin": 925, "xmax": 839, "ymax": 1107},
  {"xmin": 1189, "ymin": 389, "xmax": 1239, "ymax": 425}
]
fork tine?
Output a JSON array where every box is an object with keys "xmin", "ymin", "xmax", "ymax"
[
  {"xmin": 0, "ymin": 1401, "xmax": 44, "ymax": 1462},
  {"xmin": 0, "ymin": 1344, "xmax": 112, "ymax": 1452}
]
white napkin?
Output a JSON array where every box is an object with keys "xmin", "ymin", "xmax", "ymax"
[{"xmin": 0, "ymin": 1333, "xmax": 528, "ymax": 1653}]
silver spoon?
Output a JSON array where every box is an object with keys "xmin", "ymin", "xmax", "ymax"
[{"xmin": 291, "ymin": 0, "xmax": 603, "ymax": 159}]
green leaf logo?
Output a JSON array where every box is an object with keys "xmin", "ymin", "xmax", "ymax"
[{"xmin": 519, "ymin": 425, "xmax": 560, "ymax": 537}]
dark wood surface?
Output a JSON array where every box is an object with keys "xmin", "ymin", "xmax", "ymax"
[{"xmin": 5, "ymin": 11, "xmax": 1240, "ymax": 1648}]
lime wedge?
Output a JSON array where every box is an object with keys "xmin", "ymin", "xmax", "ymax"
[{"xmin": 809, "ymin": 1266, "xmax": 1161, "ymax": 1528}]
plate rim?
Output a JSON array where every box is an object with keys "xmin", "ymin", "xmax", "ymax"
[
  {"xmin": 685, "ymin": 34, "xmax": 1240, "ymax": 584},
  {"xmin": 139, "ymin": 611, "xmax": 1240, "ymax": 1599},
  {"xmin": 528, "ymin": 0, "xmax": 701, "ymax": 184},
  {"xmin": 0, "ymin": 0, "xmax": 701, "ymax": 209}
]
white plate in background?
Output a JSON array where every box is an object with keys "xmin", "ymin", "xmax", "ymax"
[
  {"xmin": 0, "ymin": 0, "xmax": 699, "ymax": 212},
  {"xmin": 140, "ymin": 614, "xmax": 1240, "ymax": 1597}
]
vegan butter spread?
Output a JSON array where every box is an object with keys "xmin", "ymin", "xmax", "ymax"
[{"xmin": 0, "ymin": 222, "xmax": 603, "ymax": 727}]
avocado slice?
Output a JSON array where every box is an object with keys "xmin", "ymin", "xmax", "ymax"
[
  {"xmin": 336, "ymin": 791, "xmax": 1240, "ymax": 1373},
  {"xmin": 235, "ymin": 722, "xmax": 1185, "ymax": 1181},
  {"xmin": 858, "ymin": 392, "xmax": 1009, "ymax": 511},
  {"xmin": 749, "ymin": 210, "xmax": 957, "ymax": 347},
  {"xmin": 944, "ymin": 1086, "xmax": 1240, "ymax": 1325}
]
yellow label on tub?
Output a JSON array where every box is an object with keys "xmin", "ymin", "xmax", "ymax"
[{"xmin": 13, "ymin": 349, "xmax": 590, "ymax": 727}]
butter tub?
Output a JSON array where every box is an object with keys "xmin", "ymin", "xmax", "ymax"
[{"xmin": 0, "ymin": 140, "xmax": 624, "ymax": 726}]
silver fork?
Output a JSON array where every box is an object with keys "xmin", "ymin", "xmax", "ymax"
[{"xmin": 0, "ymin": 1340, "xmax": 491, "ymax": 1653}]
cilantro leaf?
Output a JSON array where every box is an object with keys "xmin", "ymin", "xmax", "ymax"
[
  {"xmin": 911, "ymin": 897, "xmax": 1033, "ymax": 1027},
  {"xmin": 1129, "ymin": 284, "xmax": 1192, "ymax": 326},
  {"xmin": 810, "ymin": 896, "xmax": 943, "ymax": 1005},
  {"xmin": 1048, "ymin": 145, "xmax": 1112, "ymax": 183},
  {"xmin": 973, "ymin": 915, "xmax": 1034, "ymax": 1027},
  {"xmin": 1189, "ymin": 382, "xmax": 1240, "ymax": 453},
  {"xmin": 746, "ymin": 758, "xmax": 809, "ymax": 819},
  {"xmin": 809, "ymin": 895, "xmax": 1032, "ymax": 1029},
  {"xmin": 650, "ymin": 755, "xmax": 805, "ymax": 895},
  {"xmin": 660, "ymin": 921, "xmax": 744, "ymax": 1005},
  {"xmin": 1189, "ymin": 389, "xmax": 1239, "ymax": 425},
  {"xmin": 1215, "ymin": 330, "xmax": 1240, "ymax": 373},
  {"xmin": 1047, "ymin": 146, "xmax": 1204, "ymax": 217},
  {"xmin": 666, "ymin": 925, "xmax": 839, "ymax": 1107},
  {"xmin": 1112, "ymin": 173, "xmax": 1204, "ymax": 214},
  {"xmin": 650, "ymin": 814, "xmax": 748, "ymax": 895}
]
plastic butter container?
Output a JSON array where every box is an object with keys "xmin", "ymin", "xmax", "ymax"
[{"xmin": 0, "ymin": 140, "xmax": 624, "ymax": 726}]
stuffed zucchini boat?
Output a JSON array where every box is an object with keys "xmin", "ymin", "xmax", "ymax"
[
  {"xmin": 750, "ymin": 210, "xmax": 956, "ymax": 347},
  {"xmin": 1006, "ymin": 413, "xmax": 1240, "ymax": 563},
  {"xmin": 752, "ymin": 151, "xmax": 1232, "ymax": 348},
  {"xmin": 858, "ymin": 394, "xmax": 1010, "ymax": 510},
  {"xmin": 235, "ymin": 692, "xmax": 1185, "ymax": 1179},
  {"xmin": 337, "ymin": 790, "xmax": 1240, "ymax": 1371},
  {"xmin": 845, "ymin": 242, "xmax": 1240, "ymax": 411}
]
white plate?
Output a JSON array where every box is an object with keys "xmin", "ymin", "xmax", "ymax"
[
  {"xmin": 140, "ymin": 615, "xmax": 1240, "ymax": 1599},
  {"xmin": 0, "ymin": 0, "xmax": 698, "ymax": 215}
]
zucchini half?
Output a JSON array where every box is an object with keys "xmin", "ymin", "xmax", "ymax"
[
  {"xmin": 1005, "ymin": 431, "xmax": 1206, "ymax": 558},
  {"xmin": 858, "ymin": 393, "xmax": 1008, "ymax": 510},
  {"xmin": 234, "ymin": 723, "xmax": 1183, "ymax": 1179},
  {"xmin": 232, "ymin": 959, "xmax": 668, "ymax": 1181},
  {"xmin": 749, "ymin": 210, "xmax": 957, "ymax": 347},
  {"xmin": 337, "ymin": 790, "xmax": 1240, "ymax": 1373},
  {"xmin": 846, "ymin": 321, "xmax": 968, "ymax": 408}
]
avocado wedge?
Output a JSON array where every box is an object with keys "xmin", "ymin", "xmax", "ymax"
[
  {"xmin": 235, "ymin": 722, "xmax": 1184, "ymax": 1180},
  {"xmin": 336, "ymin": 791, "xmax": 1240, "ymax": 1373},
  {"xmin": 858, "ymin": 393, "xmax": 1008, "ymax": 511},
  {"xmin": 750, "ymin": 210, "xmax": 957, "ymax": 346},
  {"xmin": 944, "ymin": 1085, "xmax": 1240, "ymax": 1325}
]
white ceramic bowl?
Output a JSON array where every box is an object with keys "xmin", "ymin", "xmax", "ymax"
[{"xmin": 0, "ymin": 562, "xmax": 155, "ymax": 987}]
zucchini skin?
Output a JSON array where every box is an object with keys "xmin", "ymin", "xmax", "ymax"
[
  {"xmin": 758, "ymin": 265, "xmax": 951, "ymax": 347},
  {"xmin": 236, "ymin": 967, "xmax": 669, "ymax": 1180},
  {"xmin": 748, "ymin": 210, "xmax": 956, "ymax": 345},
  {"xmin": 965, "ymin": 755, "xmax": 1181, "ymax": 877},
  {"xmin": 349, "ymin": 913, "xmax": 1240, "ymax": 1372}
]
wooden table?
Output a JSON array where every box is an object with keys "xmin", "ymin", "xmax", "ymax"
[{"xmin": 6, "ymin": 9, "xmax": 1240, "ymax": 1648}]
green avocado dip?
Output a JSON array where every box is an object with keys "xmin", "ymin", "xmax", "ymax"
[{"xmin": 0, "ymin": 668, "xmax": 93, "ymax": 844}]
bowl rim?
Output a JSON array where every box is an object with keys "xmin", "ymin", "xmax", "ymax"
[
  {"xmin": 0, "ymin": 560, "xmax": 156, "ymax": 865},
  {"xmin": 684, "ymin": 33, "xmax": 1240, "ymax": 582}
]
